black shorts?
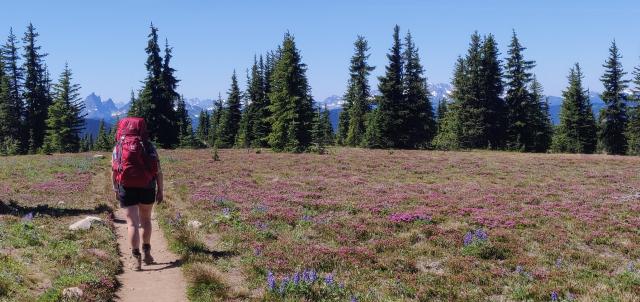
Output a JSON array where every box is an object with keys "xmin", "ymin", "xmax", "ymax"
[{"xmin": 118, "ymin": 186, "xmax": 156, "ymax": 207}]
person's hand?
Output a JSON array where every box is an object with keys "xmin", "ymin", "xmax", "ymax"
[{"xmin": 156, "ymin": 190, "xmax": 164, "ymax": 204}]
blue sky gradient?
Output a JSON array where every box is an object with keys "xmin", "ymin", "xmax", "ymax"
[{"xmin": 2, "ymin": 0, "xmax": 640, "ymax": 103}]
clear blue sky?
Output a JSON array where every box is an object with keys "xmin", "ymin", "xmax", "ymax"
[{"xmin": 2, "ymin": 0, "xmax": 640, "ymax": 104}]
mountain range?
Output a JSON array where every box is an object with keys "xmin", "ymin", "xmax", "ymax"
[{"xmin": 81, "ymin": 84, "xmax": 607, "ymax": 138}]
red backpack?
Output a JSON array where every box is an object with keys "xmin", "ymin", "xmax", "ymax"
[{"xmin": 112, "ymin": 117, "xmax": 158, "ymax": 188}]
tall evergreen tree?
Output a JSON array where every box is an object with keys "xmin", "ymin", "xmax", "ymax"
[
  {"xmin": 22, "ymin": 23, "xmax": 50, "ymax": 153},
  {"xmin": 43, "ymin": 64, "xmax": 86, "ymax": 153},
  {"xmin": 367, "ymin": 25, "xmax": 403, "ymax": 148},
  {"xmin": 251, "ymin": 55, "xmax": 271, "ymax": 147},
  {"xmin": 626, "ymin": 63, "xmax": 640, "ymax": 155},
  {"xmin": 480, "ymin": 34, "xmax": 505, "ymax": 148},
  {"xmin": 402, "ymin": 31, "xmax": 435, "ymax": 148},
  {"xmin": 336, "ymin": 99, "xmax": 350, "ymax": 145},
  {"xmin": 136, "ymin": 24, "xmax": 179, "ymax": 148},
  {"xmin": 551, "ymin": 63, "xmax": 597, "ymax": 153},
  {"xmin": 217, "ymin": 72, "xmax": 242, "ymax": 148},
  {"xmin": 529, "ymin": 76, "xmax": 553, "ymax": 152},
  {"xmin": 504, "ymin": 31, "xmax": 537, "ymax": 150},
  {"xmin": 175, "ymin": 96, "xmax": 196, "ymax": 147},
  {"xmin": 127, "ymin": 90, "xmax": 141, "ymax": 117},
  {"xmin": 0, "ymin": 61, "xmax": 11, "ymax": 142},
  {"xmin": 598, "ymin": 41, "xmax": 629, "ymax": 155},
  {"xmin": 267, "ymin": 33, "xmax": 315, "ymax": 152},
  {"xmin": 209, "ymin": 94, "xmax": 223, "ymax": 146},
  {"xmin": 1, "ymin": 28, "xmax": 24, "ymax": 150},
  {"xmin": 343, "ymin": 36, "xmax": 374, "ymax": 147}
]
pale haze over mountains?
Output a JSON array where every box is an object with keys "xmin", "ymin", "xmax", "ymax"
[{"xmin": 82, "ymin": 83, "xmax": 607, "ymax": 137}]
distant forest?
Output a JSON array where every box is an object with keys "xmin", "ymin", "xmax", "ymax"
[{"xmin": 1, "ymin": 23, "xmax": 639, "ymax": 155}]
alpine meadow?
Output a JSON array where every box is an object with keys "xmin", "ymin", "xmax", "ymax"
[{"xmin": 1, "ymin": 1, "xmax": 640, "ymax": 302}]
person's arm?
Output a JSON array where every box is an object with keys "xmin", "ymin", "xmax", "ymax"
[
  {"xmin": 156, "ymin": 164, "xmax": 164, "ymax": 203},
  {"xmin": 111, "ymin": 160, "xmax": 118, "ymax": 200}
]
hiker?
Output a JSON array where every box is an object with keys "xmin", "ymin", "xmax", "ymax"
[{"xmin": 111, "ymin": 117, "xmax": 164, "ymax": 271}]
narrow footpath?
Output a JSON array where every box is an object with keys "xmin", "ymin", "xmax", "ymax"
[{"xmin": 114, "ymin": 208, "xmax": 187, "ymax": 302}]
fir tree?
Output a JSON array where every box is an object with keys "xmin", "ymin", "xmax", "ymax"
[
  {"xmin": 175, "ymin": 96, "xmax": 194, "ymax": 147},
  {"xmin": 626, "ymin": 63, "xmax": 640, "ymax": 155},
  {"xmin": 94, "ymin": 120, "xmax": 112, "ymax": 151},
  {"xmin": 22, "ymin": 23, "xmax": 50, "ymax": 153},
  {"xmin": 361, "ymin": 107, "xmax": 384, "ymax": 148},
  {"xmin": 311, "ymin": 106, "xmax": 334, "ymax": 152},
  {"xmin": 504, "ymin": 30, "xmax": 536, "ymax": 150},
  {"xmin": 137, "ymin": 24, "xmax": 179, "ymax": 148},
  {"xmin": 529, "ymin": 76, "xmax": 553, "ymax": 152},
  {"xmin": 551, "ymin": 64, "xmax": 597, "ymax": 153},
  {"xmin": 402, "ymin": 31, "xmax": 435, "ymax": 148},
  {"xmin": 1, "ymin": 28, "xmax": 24, "ymax": 150},
  {"xmin": 599, "ymin": 41, "xmax": 629, "ymax": 155},
  {"xmin": 236, "ymin": 97, "xmax": 253, "ymax": 148},
  {"xmin": 368, "ymin": 25, "xmax": 404, "ymax": 148},
  {"xmin": 217, "ymin": 71, "xmax": 242, "ymax": 148},
  {"xmin": 252, "ymin": 55, "xmax": 271, "ymax": 147},
  {"xmin": 336, "ymin": 101, "xmax": 350, "ymax": 145},
  {"xmin": 267, "ymin": 33, "xmax": 314, "ymax": 152},
  {"xmin": 43, "ymin": 64, "xmax": 86, "ymax": 153},
  {"xmin": 343, "ymin": 36, "xmax": 374, "ymax": 147},
  {"xmin": 480, "ymin": 34, "xmax": 505, "ymax": 148},
  {"xmin": 432, "ymin": 57, "xmax": 464, "ymax": 150},
  {"xmin": 209, "ymin": 94, "xmax": 223, "ymax": 146},
  {"xmin": 127, "ymin": 90, "xmax": 141, "ymax": 117}
]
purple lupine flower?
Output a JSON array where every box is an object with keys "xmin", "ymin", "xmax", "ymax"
[
  {"xmin": 474, "ymin": 229, "xmax": 488, "ymax": 241},
  {"xmin": 324, "ymin": 273, "xmax": 333, "ymax": 285},
  {"xmin": 463, "ymin": 231, "xmax": 474, "ymax": 246},
  {"xmin": 551, "ymin": 291, "xmax": 559, "ymax": 301},
  {"xmin": 267, "ymin": 271, "xmax": 276, "ymax": 290},
  {"xmin": 627, "ymin": 262, "xmax": 635, "ymax": 272},
  {"xmin": 22, "ymin": 212, "xmax": 34, "ymax": 222},
  {"xmin": 254, "ymin": 247, "xmax": 262, "ymax": 256},
  {"xmin": 555, "ymin": 258, "xmax": 563, "ymax": 268},
  {"xmin": 279, "ymin": 277, "xmax": 289, "ymax": 294},
  {"xmin": 309, "ymin": 269, "xmax": 317, "ymax": 282},
  {"xmin": 351, "ymin": 296, "xmax": 358, "ymax": 302},
  {"xmin": 301, "ymin": 215, "xmax": 312, "ymax": 222},
  {"xmin": 222, "ymin": 208, "xmax": 231, "ymax": 216},
  {"xmin": 292, "ymin": 272, "xmax": 300, "ymax": 285},
  {"xmin": 515, "ymin": 265, "xmax": 524, "ymax": 274}
]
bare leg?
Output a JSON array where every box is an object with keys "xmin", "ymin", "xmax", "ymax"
[
  {"xmin": 124, "ymin": 205, "xmax": 141, "ymax": 250},
  {"xmin": 138, "ymin": 203, "xmax": 154, "ymax": 245}
]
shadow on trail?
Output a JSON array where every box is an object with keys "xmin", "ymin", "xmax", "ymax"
[
  {"xmin": 0, "ymin": 199, "xmax": 112, "ymax": 217},
  {"xmin": 142, "ymin": 259, "xmax": 183, "ymax": 271}
]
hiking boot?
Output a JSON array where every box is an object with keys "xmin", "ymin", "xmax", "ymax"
[
  {"xmin": 142, "ymin": 244, "xmax": 155, "ymax": 265},
  {"xmin": 131, "ymin": 249, "xmax": 142, "ymax": 271}
]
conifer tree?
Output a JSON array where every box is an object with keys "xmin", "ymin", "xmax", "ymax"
[
  {"xmin": 433, "ymin": 58, "xmax": 464, "ymax": 150},
  {"xmin": 43, "ymin": 64, "xmax": 86, "ymax": 153},
  {"xmin": 504, "ymin": 31, "xmax": 536, "ymax": 150},
  {"xmin": 175, "ymin": 96, "xmax": 193, "ymax": 146},
  {"xmin": 217, "ymin": 72, "xmax": 242, "ymax": 148},
  {"xmin": 626, "ymin": 63, "xmax": 640, "ymax": 155},
  {"xmin": 551, "ymin": 64, "xmax": 597, "ymax": 153},
  {"xmin": 209, "ymin": 94, "xmax": 223, "ymax": 146},
  {"xmin": 436, "ymin": 98, "xmax": 448, "ymax": 125},
  {"xmin": 236, "ymin": 98, "xmax": 253, "ymax": 148},
  {"xmin": 196, "ymin": 109, "xmax": 210, "ymax": 144},
  {"xmin": 454, "ymin": 33, "xmax": 486, "ymax": 149},
  {"xmin": 362, "ymin": 106, "xmax": 384, "ymax": 148},
  {"xmin": 94, "ymin": 120, "xmax": 112, "ymax": 151},
  {"xmin": 311, "ymin": 106, "xmax": 334, "ymax": 151},
  {"xmin": 267, "ymin": 33, "xmax": 314, "ymax": 152},
  {"xmin": 22, "ymin": 23, "xmax": 50, "ymax": 153},
  {"xmin": 529, "ymin": 76, "xmax": 553, "ymax": 152},
  {"xmin": 137, "ymin": 24, "xmax": 179, "ymax": 148},
  {"xmin": 1, "ymin": 28, "xmax": 24, "ymax": 150},
  {"xmin": 368, "ymin": 25, "xmax": 404, "ymax": 148},
  {"xmin": 343, "ymin": 36, "xmax": 374, "ymax": 147},
  {"xmin": 599, "ymin": 41, "xmax": 629, "ymax": 155},
  {"xmin": 251, "ymin": 55, "xmax": 271, "ymax": 147},
  {"xmin": 127, "ymin": 90, "xmax": 141, "ymax": 117},
  {"xmin": 336, "ymin": 101, "xmax": 350, "ymax": 145},
  {"xmin": 403, "ymin": 31, "xmax": 435, "ymax": 148},
  {"xmin": 480, "ymin": 34, "xmax": 505, "ymax": 148}
]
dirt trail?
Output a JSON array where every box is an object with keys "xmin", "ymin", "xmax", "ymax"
[{"xmin": 113, "ymin": 208, "xmax": 187, "ymax": 301}]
